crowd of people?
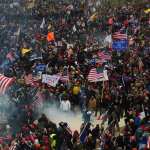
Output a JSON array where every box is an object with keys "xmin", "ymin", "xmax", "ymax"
[{"xmin": 0, "ymin": 0, "xmax": 150, "ymax": 149}]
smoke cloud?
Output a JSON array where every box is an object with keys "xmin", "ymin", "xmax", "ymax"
[{"xmin": 41, "ymin": 103, "xmax": 84, "ymax": 131}]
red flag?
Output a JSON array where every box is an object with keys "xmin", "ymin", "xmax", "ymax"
[
  {"xmin": 47, "ymin": 32, "xmax": 55, "ymax": 42},
  {"xmin": 0, "ymin": 74, "xmax": 15, "ymax": 95},
  {"xmin": 108, "ymin": 18, "xmax": 113, "ymax": 25}
]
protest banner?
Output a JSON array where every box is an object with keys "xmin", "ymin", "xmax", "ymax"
[
  {"xmin": 42, "ymin": 74, "xmax": 60, "ymax": 87},
  {"xmin": 112, "ymin": 40, "xmax": 128, "ymax": 51}
]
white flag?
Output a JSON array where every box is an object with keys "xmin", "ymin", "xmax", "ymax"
[
  {"xmin": 40, "ymin": 18, "xmax": 45, "ymax": 29},
  {"xmin": 97, "ymin": 70, "xmax": 109, "ymax": 82},
  {"xmin": 104, "ymin": 34, "xmax": 112, "ymax": 44},
  {"xmin": 73, "ymin": 25, "xmax": 77, "ymax": 32},
  {"xmin": 14, "ymin": 27, "xmax": 20, "ymax": 36}
]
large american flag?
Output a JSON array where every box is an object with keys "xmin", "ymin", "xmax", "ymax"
[
  {"xmin": 0, "ymin": 74, "xmax": 15, "ymax": 95},
  {"xmin": 112, "ymin": 32, "xmax": 127, "ymax": 40},
  {"xmin": 88, "ymin": 68, "xmax": 104, "ymax": 82}
]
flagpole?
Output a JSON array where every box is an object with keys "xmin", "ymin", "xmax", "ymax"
[
  {"xmin": 16, "ymin": 26, "xmax": 21, "ymax": 45},
  {"xmin": 142, "ymin": 104, "xmax": 145, "ymax": 113},
  {"xmin": 79, "ymin": 122, "xmax": 88, "ymax": 140},
  {"xmin": 67, "ymin": 66, "xmax": 69, "ymax": 85},
  {"xmin": 100, "ymin": 80, "xmax": 105, "ymax": 103}
]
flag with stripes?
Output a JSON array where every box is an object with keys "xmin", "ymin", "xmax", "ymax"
[
  {"xmin": 88, "ymin": 68, "xmax": 104, "ymax": 82},
  {"xmin": 24, "ymin": 74, "xmax": 39, "ymax": 87},
  {"xmin": 6, "ymin": 51, "xmax": 15, "ymax": 62},
  {"xmin": 0, "ymin": 74, "xmax": 15, "ymax": 95},
  {"xmin": 60, "ymin": 75, "xmax": 69, "ymax": 82},
  {"xmin": 112, "ymin": 32, "xmax": 127, "ymax": 40},
  {"xmin": 9, "ymin": 140, "xmax": 18, "ymax": 150},
  {"xmin": 31, "ymin": 91, "xmax": 44, "ymax": 108},
  {"xmin": 57, "ymin": 73, "xmax": 69, "ymax": 83},
  {"xmin": 98, "ymin": 51, "xmax": 111, "ymax": 61},
  {"xmin": 97, "ymin": 111, "xmax": 108, "ymax": 121}
]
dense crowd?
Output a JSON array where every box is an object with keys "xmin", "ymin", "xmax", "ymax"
[{"xmin": 0, "ymin": 0, "xmax": 150, "ymax": 149}]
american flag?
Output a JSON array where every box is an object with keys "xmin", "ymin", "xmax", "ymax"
[
  {"xmin": 60, "ymin": 75, "xmax": 69, "ymax": 82},
  {"xmin": 6, "ymin": 51, "xmax": 14, "ymax": 62},
  {"xmin": 97, "ymin": 111, "xmax": 108, "ymax": 121},
  {"xmin": 112, "ymin": 32, "xmax": 127, "ymax": 40},
  {"xmin": 90, "ymin": 58, "xmax": 105, "ymax": 65},
  {"xmin": 0, "ymin": 136, "xmax": 11, "ymax": 141},
  {"xmin": 88, "ymin": 68, "xmax": 104, "ymax": 82},
  {"xmin": 24, "ymin": 74, "xmax": 39, "ymax": 87},
  {"xmin": 9, "ymin": 140, "xmax": 18, "ymax": 150},
  {"xmin": 31, "ymin": 91, "xmax": 44, "ymax": 107},
  {"xmin": 0, "ymin": 74, "xmax": 15, "ymax": 95},
  {"xmin": 98, "ymin": 51, "xmax": 111, "ymax": 61},
  {"xmin": 57, "ymin": 73, "xmax": 69, "ymax": 82}
]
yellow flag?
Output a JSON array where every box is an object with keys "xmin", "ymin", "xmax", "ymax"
[
  {"xmin": 17, "ymin": 79, "xmax": 25, "ymax": 84},
  {"xmin": 21, "ymin": 48, "xmax": 31, "ymax": 56},
  {"xmin": 89, "ymin": 13, "xmax": 98, "ymax": 22},
  {"xmin": 144, "ymin": 8, "xmax": 150, "ymax": 14}
]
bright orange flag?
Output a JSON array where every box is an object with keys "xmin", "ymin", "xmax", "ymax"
[{"xmin": 47, "ymin": 32, "xmax": 55, "ymax": 42}]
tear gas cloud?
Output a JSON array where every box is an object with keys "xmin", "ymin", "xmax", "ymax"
[{"xmin": 41, "ymin": 103, "xmax": 84, "ymax": 131}]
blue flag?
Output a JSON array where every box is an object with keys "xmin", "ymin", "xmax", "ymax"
[
  {"xmin": 35, "ymin": 64, "xmax": 46, "ymax": 72},
  {"xmin": 112, "ymin": 40, "xmax": 128, "ymax": 51},
  {"xmin": 80, "ymin": 123, "xmax": 89, "ymax": 143}
]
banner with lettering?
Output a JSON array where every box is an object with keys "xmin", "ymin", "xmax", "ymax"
[
  {"xmin": 42, "ymin": 74, "xmax": 60, "ymax": 87},
  {"xmin": 112, "ymin": 40, "xmax": 128, "ymax": 51}
]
